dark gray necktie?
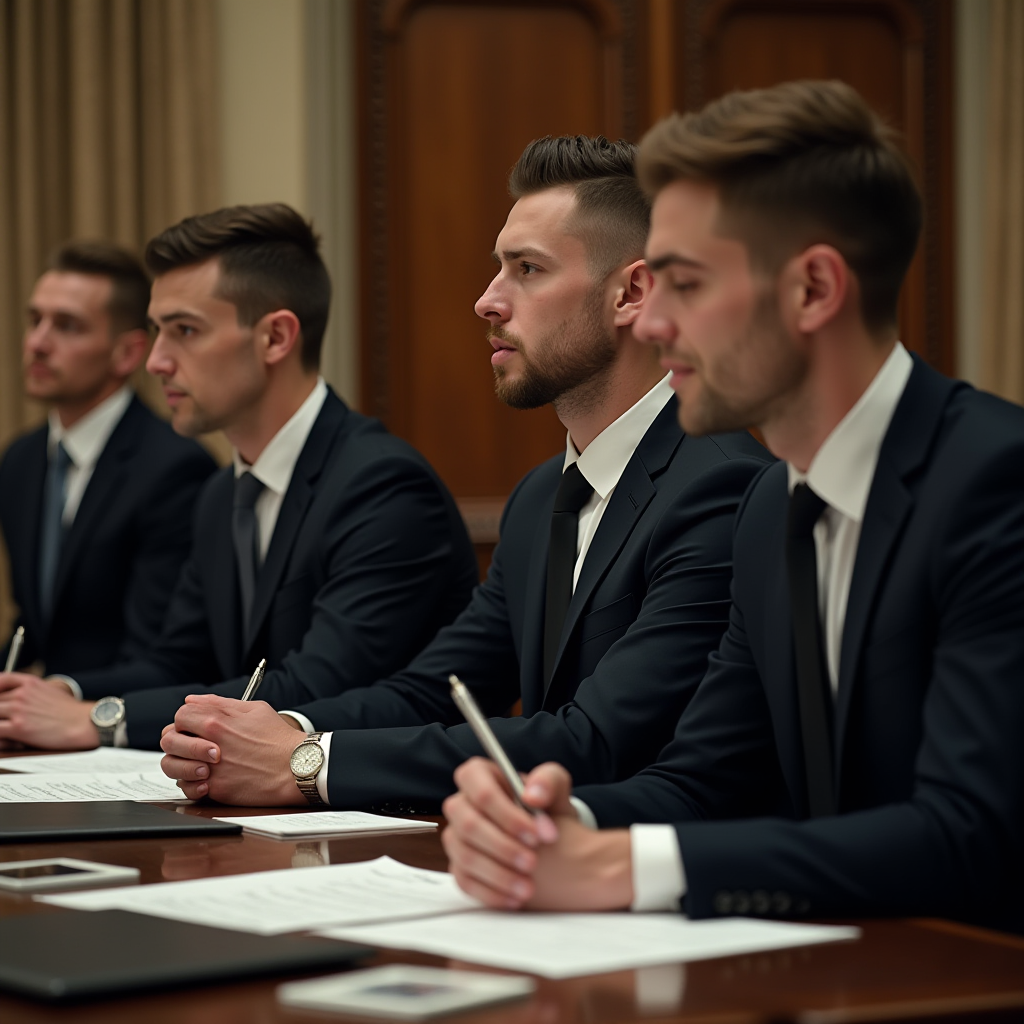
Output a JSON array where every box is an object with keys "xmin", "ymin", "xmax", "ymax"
[
  {"xmin": 233, "ymin": 471, "xmax": 265, "ymax": 638},
  {"xmin": 543, "ymin": 463, "xmax": 594, "ymax": 686},
  {"xmin": 786, "ymin": 482, "xmax": 836, "ymax": 817},
  {"xmin": 39, "ymin": 441, "xmax": 72, "ymax": 623}
]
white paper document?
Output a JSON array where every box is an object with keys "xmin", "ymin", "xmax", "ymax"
[
  {"xmin": 0, "ymin": 771, "xmax": 186, "ymax": 803},
  {"xmin": 0, "ymin": 748, "xmax": 164, "ymax": 774},
  {"xmin": 319, "ymin": 912, "xmax": 860, "ymax": 979},
  {"xmin": 213, "ymin": 810, "xmax": 438, "ymax": 840},
  {"xmin": 40, "ymin": 856, "xmax": 481, "ymax": 935}
]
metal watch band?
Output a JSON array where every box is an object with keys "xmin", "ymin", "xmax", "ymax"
[{"xmin": 295, "ymin": 732, "xmax": 326, "ymax": 806}]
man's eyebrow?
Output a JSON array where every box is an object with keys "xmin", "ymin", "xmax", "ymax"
[
  {"xmin": 492, "ymin": 246, "xmax": 555, "ymax": 264},
  {"xmin": 646, "ymin": 254, "xmax": 707, "ymax": 272},
  {"xmin": 150, "ymin": 310, "xmax": 206, "ymax": 325}
]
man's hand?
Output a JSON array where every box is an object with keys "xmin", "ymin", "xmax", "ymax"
[
  {"xmin": 159, "ymin": 694, "xmax": 306, "ymax": 806},
  {"xmin": 0, "ymin": 673, "xmax": 98, "ymax": 749},
  {"xmin": 441, "ymin": 757, "xmax": 634, "ymax": 911}
]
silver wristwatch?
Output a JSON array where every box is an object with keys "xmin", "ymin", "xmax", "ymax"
[
  {"xmin": 90, "ymin": 696, "xmax": 126, "ymax": 747},
  {"xmin": 289, "ymin": 732, "xmax": 326, "ymax": 805}
]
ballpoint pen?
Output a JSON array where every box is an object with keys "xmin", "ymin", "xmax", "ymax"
[
  {"xmin": 241, "ymin": 658, "xmax": 267, "ymax": 701},
  {"xmin": 4, "ymin": 627, "xmax": 25, "ymax": 673},
  {"xmin": 449, "ymin": 674, "xmax": 535, "ymax": 814}
]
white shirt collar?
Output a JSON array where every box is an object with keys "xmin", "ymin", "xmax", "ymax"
[
  {"xmin": 233, "ymin": 378, "xmax": 329, "ymax": 496},
  {"xmin": 564, "ymin": 373, "xmax": 675, "ymax": 497},
  {"xmin": 48, "ymin": 386, "xmax": 133, "ymax": 469},
  {"xmin": 787, "ymin": 342, "xmax": 913, "ymax": 521}
]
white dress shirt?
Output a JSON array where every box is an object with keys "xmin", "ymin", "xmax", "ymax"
[
  {"xmin": 47, "ymin": 386, "xmax": 134, "ymax": 526},
  {"xmin": 232, "ymin": 378, "xmax": 328, "ymax": 562},
  {"xmin": 623, "ymin": 343, "xmax": 914, "ymax": 911},
  {"xmin": 293, "ymin": 374, "xmax": 677, "ymax": 803}
]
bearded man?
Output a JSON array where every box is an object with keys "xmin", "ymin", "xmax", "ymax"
[{"xmin": 158, "ymin": 135, "xmax": 771, "ymax": 812}]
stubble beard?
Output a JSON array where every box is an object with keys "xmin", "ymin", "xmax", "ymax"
[
  {"xmin": 678, "ymin": 289, "xmax": 807, "ymax": 437},
  {"xmin": 490, "ymin": 287, "xmax": 618, "ymax": 417}
]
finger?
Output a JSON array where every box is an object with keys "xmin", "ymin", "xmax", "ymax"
[
  {"xmin": 0, "ymin": 674, "xmax": 27, "ymax": 693},
  {"xmin": 161, "ymin": 723, "xmax": 174, "ymax": 738},
  {"xmin": 450, "ymin": 865, "xmax": 528, "ymax": 910},
  {"xmin": 443, "ymin": 830, "xmax": 533, "ymax": 908},
  {"xmin": 176, "ymin": 779, "xmax": 209, "ymax": 800},
  {"xmin": 183, "ymin": 693, "xmax": 242, "ymax": 709},
  {"xmin": 522, "ymin": 762, "xmax": 573, "ymax": 809},
  {"xmin": 159, "ymin": 728, "xmax": 220, "ymax": 762},
  {"xmin": 161, "ymin": 753, "xmax": 212, "ymax": 781},
  {"xmin": 173, "ymin": 703, "xmax": 221, "ymax": 736},
  {"xmin": 443, "ymin": 793, "xmax": 537, "ymax": 873},
  {"xmin": 453, "ymin": 758, "xmax": 542, "ymax": 845}
]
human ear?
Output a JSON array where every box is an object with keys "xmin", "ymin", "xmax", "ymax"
[
  {"xmin": 259, "ymin": 309, "xmax": 303, "ymax": 366},
  {"xmin": 611, "ymin": 260, "xmax": 653, "ymax": 328},
  {"xmin": 787, "ymin": 244, "xmax": 848, "ymax": 334},
  {"xmin": 111, "ymin": 328, "xmax": 150, "ymax": 378}
]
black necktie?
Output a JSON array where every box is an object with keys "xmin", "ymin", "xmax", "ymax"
[
  {"xmin": 233, "ymin": 471, "xmax": 265, "ymax": 639},
  {"xmin": 39, "ymin": 441, "xmax": 72, "ymax": 623},
  {"xmin": 786, "ymin": 482, "xmax": 836, "ymax": 818},
  {"xmin": 543, "ymin": 463, "xmax": 594, "ymax": 686}
]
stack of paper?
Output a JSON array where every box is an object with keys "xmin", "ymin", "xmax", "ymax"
[
  {"xmin": 213, "ymin": 811, "xmax": 437, "ymax": 840},
  {"xmin": 0, "ymin": 771, "xmax": 186, "ymax": 803},
  {"xmin": 318, "ymin": 912, "xmax": 861, "ymax": 979},
  {"xmin": 40, "ymin": 856, "xmax": 480, "ymax": 935},
  {"xmin": 0, "ymin": 748, "xmax": 165, "ymax": 774}
]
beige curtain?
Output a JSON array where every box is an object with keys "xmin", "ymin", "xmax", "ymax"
[
  {"xmin": 980, "ymin": 0, "xmax": 1024, "ymax": 404},
  {"xmin": 0, "ymin": 0, "xmax": 220, "ymax": 635}
]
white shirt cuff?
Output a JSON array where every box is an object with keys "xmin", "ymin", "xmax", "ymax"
[
  {"xmin": 315, "ymin": 732, "xmax": 332, "ymax": 804},
  {"xmin": 629, "ymin": 824, "xmax": 687, "ymax": 912},
  {"xmin": 49, "ymin": 674, "xmax": 82, "ymax": 700},
  {"xmin": 281, "ymin": 710, "xmax": 315, "ymax": 733},
  {"xmin": 569, "ymin": 796, "xmax": 598, "ymax": 829}
]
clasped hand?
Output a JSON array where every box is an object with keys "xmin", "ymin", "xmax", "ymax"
[
  {"xmin": 0, "ymin": 672, "xmax": 96, "ymax": 749},
  {"xmin": 159, "ymin": 694, "xmax": 305, "ymax": 806},
  {"xmin": 441, "ymin": 757, "xmax": 634, "ymax": 912}
]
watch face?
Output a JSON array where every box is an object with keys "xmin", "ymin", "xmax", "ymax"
[
  {"xmin": 290, "ymin": 741, "xmax": 324, "ymax": 779},
  {"xmin": 92, "ymin": 699, "xmax": 124, "ymax": 727}
]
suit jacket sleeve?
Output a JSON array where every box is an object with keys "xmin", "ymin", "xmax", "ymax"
[
  {"xmin": 578, "ymin": 437, "xmax": 1024, "ymax": 926},
  {"xmin": 318, "ymin": 457, "xmax": 761, "ymax": 810}
]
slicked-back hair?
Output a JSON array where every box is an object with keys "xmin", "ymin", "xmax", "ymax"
[
  {"xmin": 508, "ymin": 135, "xmax": 651, "ymax": 278},
  {"xmin": 47, "ymin": 240, "xmax": 150, "ymax": 335},
  {"xmin": 145, "ymin": 203, "xmax": 331, "ymax": 371},
  {"xmin": 638, "ymin": 80, "xmax": 922, "ymax": 334}
]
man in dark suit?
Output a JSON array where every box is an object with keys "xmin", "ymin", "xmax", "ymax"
[
  {"xmin": 440, "ymin": 82, "xmax": 1024, "ymax": 933},
  {"xmin": 158, "ymin": 137, "xmax": 770, "ymax": 810},
  {"xmin": 0, "ymin": 242, "xmax": 215, "ymax": 691},
  {"xmin": 0, "ymin": 204, "xmax": 477, "ymax": 750}
]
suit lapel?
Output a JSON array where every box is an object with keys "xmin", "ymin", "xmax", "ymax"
[
  {"xmin": 543, "ymin": 399, "xmax": 683, "ymax": 703},
  {"xmin": 18, "ymin": 429, "xmax": 49, "ymax": 635},
  {"xmin": 51, "ymin": 399, "xmax": 139, "ymax": 613},
  {"xmin": 833, "ymin": 359, "xmax": 960, "ymax": 784},
  {"xmin": 244, "ymin": 392, "xmax": 348, "ymax": 656}
]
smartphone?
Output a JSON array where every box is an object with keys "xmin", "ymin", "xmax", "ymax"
[{"xmin": 0, "ymin": 858, "xmax": 140, "ymax": 893}]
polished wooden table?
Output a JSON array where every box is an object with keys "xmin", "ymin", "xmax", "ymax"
[{"xmin": 2, "ymin": 780, "xmax": 1024, "ymax": 1022}]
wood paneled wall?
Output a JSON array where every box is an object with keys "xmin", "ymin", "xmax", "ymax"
[{"xmin": 356, "ymin": 0, "xmax": 954, "ymax": 566}]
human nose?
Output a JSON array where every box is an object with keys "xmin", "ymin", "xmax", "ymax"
[
  {"xmin": 146, "ymin": 331, "xmax": 175, "ymax": 377},
  {"xmin": 474, "ymin": 274, "xmax": 511, "ymax": 324},
  {"xmin": 634, "ymin": 289, "xmax": 677, "ymax": 348},
  {"xmin": 24, "ymin": 320, "xmax": 51, "ymax": 355}
]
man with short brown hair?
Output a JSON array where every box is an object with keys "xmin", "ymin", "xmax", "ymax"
[
  {"xmin": 442, "ymin": 81, "xmax": 1024, "ymax": 933},
  {"xmin": 0, "ymin": 241, "xmax": 216, "ymax": 689}
]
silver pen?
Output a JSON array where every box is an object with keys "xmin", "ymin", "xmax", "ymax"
[
  {"xmin": 4, "ymin": 627, "xmax": 25, "ymax": 673},
  {"xmin": 241, "ymin": 658, "xmax": 267, "ymax": 701},
  {"xmin": 449, "ymin": 674, "xmax": 534, "ymax": 813}
]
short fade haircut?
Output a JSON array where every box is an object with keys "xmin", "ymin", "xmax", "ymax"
[
  {"xmin": 47, "ymin": 240, "xmax": 150, "ymax": 335},
  {"xmin": 145, "ymin": 203, "xmax": 331, "ymax": 371},
  {"xmin": 638, "ymin": 80, "xmax": 922, "ymax": 334},
  {"xmin": 508, "ymin": 135, "xmax": 651, "ymax": 278}
]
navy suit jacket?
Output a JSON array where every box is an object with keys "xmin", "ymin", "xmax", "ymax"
[
  {"xmin": 0, "ymin": 396, "xmax": 216, "ymax": 674},
  {"xmin": 290, "ymin": 398, "xmax": 772, "ymax": 811},
  {"xmin": 577, "ymin": 360, "xmax": 1024, "ymax": 932},
  {"xmin": 73, "ymin": 390, "xmax": 479, "ymax": 749}
]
